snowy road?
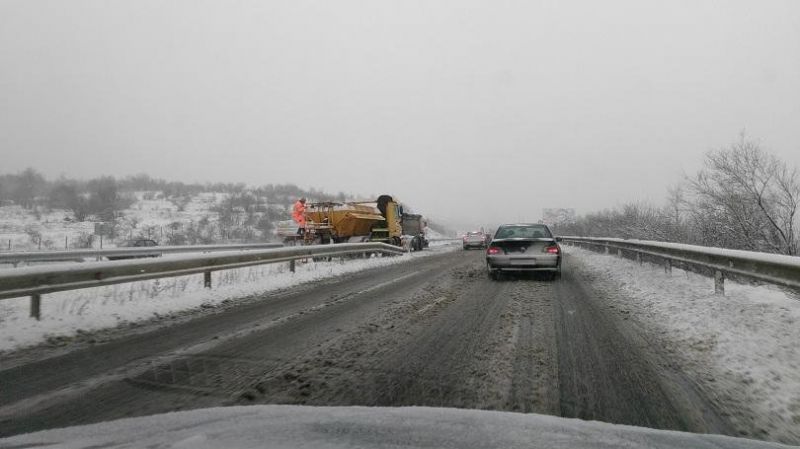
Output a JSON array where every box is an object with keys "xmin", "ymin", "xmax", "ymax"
[{"xmin": 0, "ymin": 249, "xmax": 744, "ymax": 439}]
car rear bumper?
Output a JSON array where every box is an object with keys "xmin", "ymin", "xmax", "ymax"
[
  {"xmin": 489, "ymin": 266, "xmax": 559, "ymax": 272},
  {"xmin": 486, "ymin": 255, "xmax": 560, "ymax": 271}
]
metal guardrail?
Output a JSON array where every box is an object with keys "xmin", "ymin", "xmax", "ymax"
[
  {"xmin": 562, "ymin": 237, "xmax": 800, "ymax": 293},
  {"xmin": 0, "ymin": 243, "xmax": 405, "ymax": 320},
  {"xmin": 0, "ymin": 243, "xmax": 284, "ymax": 266}
]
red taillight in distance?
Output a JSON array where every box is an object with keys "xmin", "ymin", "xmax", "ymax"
[
  {"xmin": 487, "ymin": 246, "xmax": 502, "ymax": 255},
  {"xmin": 544, "ymin": 244, "xmax": 560, "ymax": 254}
]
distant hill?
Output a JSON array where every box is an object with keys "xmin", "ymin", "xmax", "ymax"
[{"xmin": 0, "ymin": 169, "xmax": 456, "ymax": 250}]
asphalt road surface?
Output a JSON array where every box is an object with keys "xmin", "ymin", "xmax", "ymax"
[{"xmin": 0, "ymin": 248, "xmax": 736, "ymax": 438}]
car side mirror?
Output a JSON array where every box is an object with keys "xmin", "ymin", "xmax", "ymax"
[{"xmin": 555, "ymin": 236, "xmax": 563, "ymax": 242}]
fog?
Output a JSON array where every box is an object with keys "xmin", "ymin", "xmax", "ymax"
[{"xmin": 1, "ymin": 1, "xmax": 798, "ymax": 229}]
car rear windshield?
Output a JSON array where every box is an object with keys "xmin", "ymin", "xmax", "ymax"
[{"xmin": 494, "ymin": 225, "xmax": 552, "ymax": 239}]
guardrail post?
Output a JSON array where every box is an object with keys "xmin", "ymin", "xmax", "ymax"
[
  {"xmin": 636, "ymin": 252, "xmax": 642, "ymax": 265},
  {"xmin": 664, "ymin": 259, "xmax": 672, "ymax": 274},
  {"xmin": 289, "ymin": 260, "xmax": 296, "ymax": 273},
  {"xmin": 714, "ymin": 270, "xmax": 725, "ymax": 295},
  {"xmin": 203, "ymin": 271, "xmax": 212, "ymax": 288},
  {"xmin": 30, "ymin": 294, "xmax": 41, "ymax": 320},
  {"xmin": 617, "ymin": 249, "xmax": 623, "ymax": 257},
  {"xmin": 604, "ymin": 243, "xmax": 610, "ymax": 254}
]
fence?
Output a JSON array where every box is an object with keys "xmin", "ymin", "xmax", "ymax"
[
  {"xmin": 0, "ymin": 243, "xmax": 405, "ymax": 320},
  {"xmin": 563, "ymin": 237, "xmax": 800, "ymax": 293},
  {"xmin": 0, "ymin": 243, "xmax": 283, "ymax": 266}
]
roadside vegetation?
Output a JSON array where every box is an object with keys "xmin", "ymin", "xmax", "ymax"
[
  {"xmin": 0, "ymin": 173, "xmax": 350, "ymax": 249},
  {"xmin": 554, "ymin": 134, "xmax": 800, "ymax": 255},
  {"xmin": 0, "ymin": 174, "xmax": 456, "ymax": 251}
]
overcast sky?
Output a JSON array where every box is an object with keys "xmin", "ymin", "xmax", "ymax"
[{"xmin": 1, "ymin": 1, "xmax": 799, "ymax": 229}]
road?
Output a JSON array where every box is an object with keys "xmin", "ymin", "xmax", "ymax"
[{"xmin": 0, "ymin": 248, "xmax": 735, "ymax": 437}]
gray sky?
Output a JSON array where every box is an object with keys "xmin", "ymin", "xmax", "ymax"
[{"xmin": 1, "ymin": 0, "xmax": 799, "ymax": 229}]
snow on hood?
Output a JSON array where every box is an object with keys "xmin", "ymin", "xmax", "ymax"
[{"xmin": 0, "ymin": 405, "xmax": 793, "ymax": 449}]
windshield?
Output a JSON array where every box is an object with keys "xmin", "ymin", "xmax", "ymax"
[
  {"xmin": 0, "ymin": 2, "xmax": 798, "ymax": 447},
  {"xmin": 494, "ymin": 225, "xmax": 552, "ymax": 239}
]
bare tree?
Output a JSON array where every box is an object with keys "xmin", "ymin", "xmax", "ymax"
[
  {"xmin": 687, "ymin": 134, "xmax": 799, "ymax": 255},
  {"xmin": 48, "ymin": 180, "xmax": 90, "ymax": 221},
  {"xmin": 0, "ymin": 168, "xmax": 47, "ymax": 208},
  {"xmin": 553, "ymin": 201, "xmax": 677, "ymax": 242},
  {"xmin": 663, "ymin": 184, "xmax": 689, "ymax": 242}
]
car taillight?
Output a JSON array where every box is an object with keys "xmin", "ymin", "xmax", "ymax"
[
  {"xmin": 544, "ymin": 245, "xmax": 560, "ymax": 254},
  {"xmin": 487, "ymin": 246, "xmax": 501, "ymax": 255}
]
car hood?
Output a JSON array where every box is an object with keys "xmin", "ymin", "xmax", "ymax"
[{"xmin": 0, "ymin": 405, "xmax": 792, "ymax": 449}]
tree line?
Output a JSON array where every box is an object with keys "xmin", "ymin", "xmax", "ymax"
[
  {"xmin": 553, "ymin": 134, "xmax": 799, "ymax": 255},
  {"xmin": 0, "ymin": 170, "xmax": 132, "ymax": 221},
  {"xmin": 0, "ymin": 171, "xmax": 347, "ymax": 224}
]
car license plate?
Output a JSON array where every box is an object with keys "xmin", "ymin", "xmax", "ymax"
[{"xmin": 511, "ymin": 258, "xmax": 536, "ymax": 265}]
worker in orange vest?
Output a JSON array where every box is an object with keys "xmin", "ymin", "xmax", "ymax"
[{"xmin": 292, "ymin": 197, "xmax": 307, "ymax": 235}]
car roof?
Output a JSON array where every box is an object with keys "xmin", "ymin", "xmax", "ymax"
[{"xmin": 497, "ymin": 223, "xmax": 551, "ymax": 229}]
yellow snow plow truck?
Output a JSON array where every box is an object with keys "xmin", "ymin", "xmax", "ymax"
[
  {"xmin": 302, "ymin": 201, "xmax": 385, "ymax": 244},
  {"xmin": 277, "ymin": 194, "xmax": 426, "ymax": 250},
  {"xmin": 361, "ymin": 195, "xmax": 427, "ymax": 251}
]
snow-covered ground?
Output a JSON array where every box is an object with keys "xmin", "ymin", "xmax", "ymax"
[
  {"xmin": 424, "ymin": 226, "xmax": 456, "ymax": 245},
  {"xmin": 565, "ymin": 245, "xmax": 800, "ymax": 443},
  {"xmin": 0, "ymin": 193, "xmax": 203, "ymax": 252},
  {"xmin": 0, "ymin": 192, "xmax": 274, "ymax": 252},
  {"xmin": 119, "ymin": 191, "xmax": 219, "ymax": 229},
  {"xmin": 1, "ymin": 405, "xmax": 793, "ymax": 449},
  {"xmin": 0, "ymin": 205, "xmax": 96, "ymax": 251},
  {"xmin": 0, "ymin": 245, "xmax": 457, "ymax": 353}
]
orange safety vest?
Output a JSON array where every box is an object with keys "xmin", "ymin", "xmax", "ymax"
[{"xmin": 292, "ymin": 200, "xmax": 306, "ymax": 227}]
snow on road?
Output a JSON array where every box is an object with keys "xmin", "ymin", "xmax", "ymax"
[
  {"xmin": 0, "ymin": 245, "xmax": 457, "ymax": 353},
  {"xmin": 3, "ymin": 238, "xmax": 796, "ymax": 443},
  {"xmin": 565, "ymin": 245, "xmax": 800, "ymax": 443}
]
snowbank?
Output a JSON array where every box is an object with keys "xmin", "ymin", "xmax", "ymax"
[
  {"xmin": 0, "ymin": 245, "xmax": 457, "ymax": 353},
  {"xmin": 565, "ymin": 245, "xmax": 800, "ymax": 443}
]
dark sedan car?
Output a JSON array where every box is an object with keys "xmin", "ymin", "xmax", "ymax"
[
  {"xmin": 486, "ymin": 223, "xmax": 561, "ymax": 280},
  {"xmin": 121, "ymin": 238, "xmax": 159, "ymax": 248},
  {"xmin": 106, "ymin": 239, "xmax": 161, "ymax": 260}
]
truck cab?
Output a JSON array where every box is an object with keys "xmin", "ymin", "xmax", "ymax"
[{"xmin": 369, "ymin": 195, "xmax": 403, "ymax": 246}]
